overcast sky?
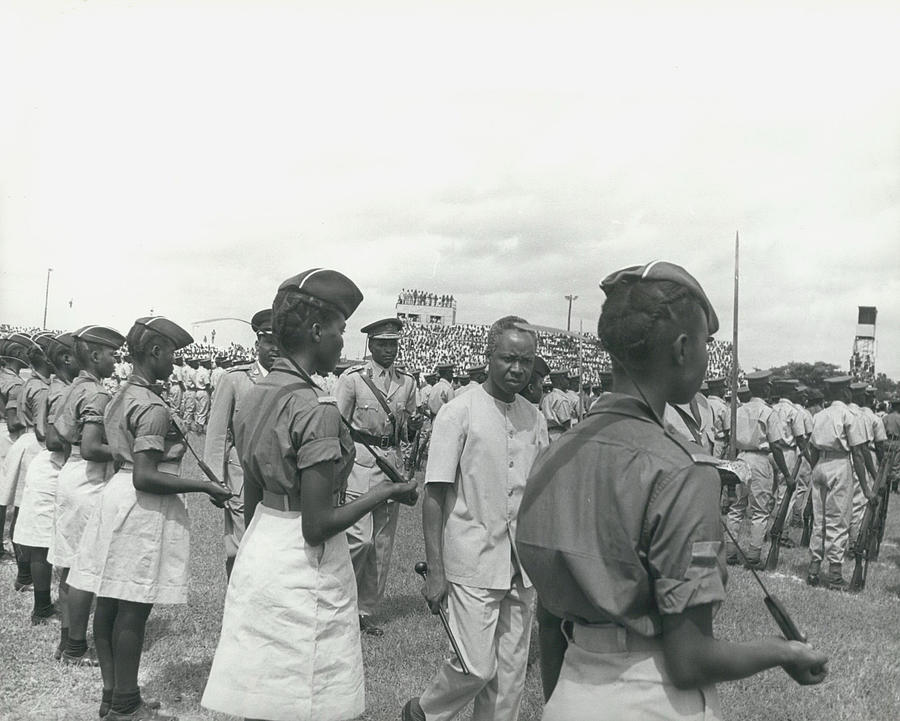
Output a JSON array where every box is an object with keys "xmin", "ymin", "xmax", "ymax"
[{"xmin": 2, "ymin": 1, "xmax": 899, "ymax": 375}]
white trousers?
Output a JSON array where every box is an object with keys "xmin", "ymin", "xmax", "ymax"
[{"xmin": 420, "ymin": 578, "xmax": 535, "ymax": 721}]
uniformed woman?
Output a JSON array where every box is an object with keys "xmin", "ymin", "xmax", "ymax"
[
  {"xmin": 202, "ymin": 269, "xmax": 418, "ymax": 721},
  {"xmin": 516, "ymin": 261, "xmax": 828, "ymax": 720},
  {"xmin": 12, "ymin": 332, "xmax": 74, "ymax": 627},
  {"xmin": 67, "ymin": 317, "xmax": 232, "ymax": 720},
  {"xmin": 49, "ymin": 325, "xmax": 125, "ymax": 667}
]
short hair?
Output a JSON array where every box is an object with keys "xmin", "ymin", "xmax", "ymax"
[
  {"xmin": 598, "ymin": 280, "xmax": 703, "ymax": 372},
  {"xmin": 272, "ymin": 288, "xmax": 343, "ymax": 353},
  {"xmin": 125, "ymin": 324, "xmax": 172, "ymax": 361},
  {"xmin": 485, "ymin": 316, "xmax": 535, "ymax": 357}
]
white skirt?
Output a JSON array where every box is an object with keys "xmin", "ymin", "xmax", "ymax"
[
  {"xmin": 0, "ymin": 430, "xmax": 40, "ymax": 507},
  {"xmin": 48, "ymin": 450, "xmax": 113, "ymax": 568},
  {"xmin": 13, "ymin": 449, "xmax": 65, "ymax": 548},
  {"xmin": 202, "ymin": 505, "xmax": 365, "ymax": 721},
  {"xmin": 0, "ymin": 424, "xmax": 12, "ymax": 466},
  {"xmin": 67, "ymin": 470, "xmax": 190, "ymax": 604}
]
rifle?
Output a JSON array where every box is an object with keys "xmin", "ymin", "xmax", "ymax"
[
  {"xmin": 171, "ymin": 417, "xmax": 232, "ymax": 508},
  {"xmin": 848, "ymin": 443, "xmax": 897, "ymax": 592},
  {"xmin": 871, "ymin": 444, "xmax": 896, "ymax": 560},
  {"xmin": 765, "ymin": 453, "xmax": 803, "ymax": 570},
  {"xmin": 799, "ymin": 493, "xmax": 814, "ymax": 547}
]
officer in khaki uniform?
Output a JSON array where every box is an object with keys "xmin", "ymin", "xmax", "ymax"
[
  {"xmin": 428, "ymin": 363, "xmax": 456, "ymax": 417},
  {"xmin": 336, "ymin": 317, "xmax": 418, "ymax": 636},
  {"xmin": 788, "ymin": 384, "xmax": 815, "ymax": 527},
  {"xmin": 704, "ymin": 377, "xmax": 731, "ymax": 458},
  {"xmin": 847, "ymin": 382, "xmax": 880, "ymax": 551},
  {"xmin": 883, "ymin": 396, "xmax": 900, "ymax": 492},
  {"xmin": 181, "ymin": 358, "xmax": 197, "ymax": 430},
  {"xmin": 541, "ymin": 369, "xmax": 574, "ymax": 441},
  {"xmin": 566, "ymin": 372, "xmax": 583, "ymax": 424},
  {"xmin": 194, "ymin": 357, "xmax": 212, "ymax": 432},
  {"xmin": 806, "ymin": 376, "xmax": 871, "ymax": 589},
  {"xmin": 770, "ymin": 378, "xmax": 806, "ymax": 528},
  {"xmin": 203, "ymin": 309, "xmax": 278, "ymax": 580},
  {"xmin": 724, "ymin": 370, "xmax": 792, "ymax": 568}
]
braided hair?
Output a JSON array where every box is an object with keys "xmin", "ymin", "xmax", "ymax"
[
  {"xmin": 598, "ymin": 279, "xmax": 704, "ymax": 372},
  {"xmin": 272, "ymin": 288, "xmax": 343, "ymax": 353},
  {"xmin": 126, "ymin": 324, "xmax": 172, "ymax": 361}
]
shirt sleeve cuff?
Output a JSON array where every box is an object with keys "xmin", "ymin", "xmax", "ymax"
[
  {"xmin": 82, "ymin": 414, "xmax": 105, "ymax": 424},
  {"xmin": 655, "ymin": 565, "xmax": 727, "ymax": 615},
  {"xmin": 296, "ymin": 437, "xmax": 342, "ymax": 470},
  {"xmin": 134, "ymin": 435, "xmax": 166, "ymax": 453},
  {"xmin": 424, "ymin": 477, "xmax": 454, "ymax": 485}
]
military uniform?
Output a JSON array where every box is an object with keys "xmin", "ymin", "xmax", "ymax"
[
  {"xmin": 194, "ymin": 362, "xmax": 211, "ymax": 432},
  {"xmin": 517, "ymin": 394, "xmax": 726, "ymax": 720},
  {"xmin": 203, "ymin": 309, "xmax": 273, "ymax": 578},
  {"xmin": 725, "ymin": 372, "xmax": 789, "ymax": 565},
  {"xmin": 203, "ymin": 269, "xmax": 365, "ymax": 721},
  {"xmin": 883, "ymin": 405, "xmax": 900, "ymax": 492},
  {"xmin": 335, "ymin": 320, "xmax": 417, "ymax": 620},
  {"xmin": 541, "ymin": 371, "xmax": 574, "ymax": 442},
  {"xmin": 788, "ymin": 391, "xmax": 815, "ymax": 525},
  {"xmin": 807, "ymin": 377, "xmax": 867, "ymax": 586},
  {"xmin": 181, "ymin": 363, "xmax": 197, "ymax": 429},
  {"xmin": 428, "ymin": 366, "xmax": 456, "ymax": 417},
  {"xmin": 851, "ymin": 397, "xmax": 886, "ymax": 548},
  {"xmin": 565, "ymin": 383, "xmax": 582, "ymax": 425},
  {"xmin": 167, "ymin": 361, "xmax": 184, "ymax": 414},
  {"xmin": 664, "ymin": 392, "xmax": 715, "ymax": 454},
  {"xmin": 770, "ymin": 381, "xmax": 805, "ymax": 518},
  {"xmin": 705, "ymin": 378, "xmax": 731, "ymax": 458}
]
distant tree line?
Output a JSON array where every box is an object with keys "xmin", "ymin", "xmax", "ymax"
[{"xmin": 761, "ymin": 361, "xmax": 898, "ymax": 400}]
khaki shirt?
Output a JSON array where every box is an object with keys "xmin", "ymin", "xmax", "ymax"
[
  {"xmin": 0, "ymin": 367, "xmax": 23, "ymax": 412},
  {"xmin": 181, "ymin": 366, "xmax": 196, "ymax": 391},
  {"xmin": 810, "ymin": 400, "xmax": 866, "ymax": 452},
  {"xmin": 427, "ymin": 378, "xmax": 455, "ymax": 417},
  {"xmin": 426, "ymin": 384, "xmax": 548, "ymax": 590},
  {"xmin": 204, "ymin": 362, "xmax": 266, "ymax": 494},
  {"xmin": 104, "ymin": 375, "xmax": 186, "ymax": 468},
  {"xmin": 793, "ymin": 403, "xmax": 814, "ymax": 436},
  {"xmin": 46, "ymin": 377, "xmax": 70, "ymax": 426},
  {"xmin": 664, "ymin": 393, "xmax": 715, "ymax": 453},
  {"xmin": 772, "ymin": 398, "xmax": 805, "ymax": 447},
  {"xmin": 540, "ymin": 388, "xmax": 573, "ymax": 430},
  {"xmin": 18, "ymin": 371, "xmax": 50, "ymax": 431},
  {"xmin": 883, "ymin": 411, "xmax": 900, "ymax": 438},
  {"xmin": 566, "ymin": 389, "xmax": 582, "ymax": 423},
  {"xmin": 234, "ymin": 358, "xmax": 354, "ymax": 505},
  {"xmin": 734, "ymin": 397, "xmax": 785, "ymax": 451},
  {"xmin": 707, "ymin": 394, "xmax": 731, "ymax": 439},
  {"xmin": 860, "ymin": 406, "xmax": 887, "ymax": 448},
  {"xmin": 517, "ymin": 394, "xmax": 727, "ymax": 638},
  {"xmin": 54, "ymin": 370, "xmax": 111, "ymax": 445},
  {"xmin": 195, "ymin": 366, "xmax": 211, "ymax": 391},
  {"xmin": 210, "ymin": 366, "xmax": 226, "ymax": 389}
]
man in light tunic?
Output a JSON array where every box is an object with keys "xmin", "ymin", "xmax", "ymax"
[{"xmin": 403, "ymin": 315, "xmax": 548, "ymax": 721}]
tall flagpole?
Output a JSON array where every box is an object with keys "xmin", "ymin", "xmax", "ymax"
[{"xmin": 729, "ymin": 231, "xmax": 739, "ymax": 460}]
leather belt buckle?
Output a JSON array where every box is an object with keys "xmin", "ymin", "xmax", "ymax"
[{"xmin": 380, "ymin": 435, "xmax": 392, "ymax": 449}]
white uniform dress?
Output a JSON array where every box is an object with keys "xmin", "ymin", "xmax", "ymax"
[
  {"xmin": 68, "ymin": 374, "xmax": 190, "ymax": 604},
  {"xmin": 13, "ymin": 376, "xmax": 68, "ymax": 549},
  {"xmin": 47, "ymin": 371, "xmax": 114, "ymax": 568},
  {"xmin": 202, "ymin": 358, "xmax": 364, "ymax": 721},
  {"xmin": 0, "ymin": 372, "xmax": 48, "ymax": 508}
]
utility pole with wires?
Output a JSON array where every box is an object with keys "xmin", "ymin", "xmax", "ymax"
[{"xmin": 42, "ymin": 268, "xmax": 53, "ymax": 329}]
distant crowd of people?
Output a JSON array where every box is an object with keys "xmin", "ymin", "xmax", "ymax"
[
  {"xmin": 396, "ymin": 321, "xmax": 735, "ymax": 383},
  {"xmin": 397, "ymin": 289, "xmax": 456, "ymax": 308}
]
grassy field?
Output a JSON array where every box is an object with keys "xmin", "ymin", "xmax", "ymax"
[{"xmin": 2, "ymin": 438, "xmax": 899, "ymax": 721}]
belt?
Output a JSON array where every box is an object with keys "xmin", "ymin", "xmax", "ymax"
[
  {"xmin": 261, "ymin": 489, "xmax": 302, "ymax": 512},
  {"xmin": 119, "ymin": 460, "xmax": 181, "ymax": 475},
  {"xmin": 565, "ymin": 622, "xmax": 662, "ymax": 654},
  {"xmin": 817, "ymin": 449, "xmax": 849, "ymax": 459},
  {"xmin": 737, "ymin": 448, "xmax": 768, "ymax": 454},
  {"xmin": 353, "ymin": 430, "xmax": 396, "ymax": 449}
]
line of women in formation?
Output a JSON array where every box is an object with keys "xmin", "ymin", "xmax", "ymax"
[{"xmin": 0, "ymin": 264, "xmax": 830, "ymax": 721}]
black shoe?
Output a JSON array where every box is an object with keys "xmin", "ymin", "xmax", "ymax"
[
  {"xmin": 32, "ymin": 606, "xmax": 59, "ymax": 625},
  {"xmin": 402, "ymin": 698, "xmax": 426, "ymax": 721},
  {"xmin": 744, "ymin": 558, "xmax": 764, "ymax": 571},
  {"xmin": 726, "ymin": 555, "xmax": 741, "ymax": 566},
  {"xmin": 100, "ymin": 695, "xmax": 161, "ymax": 719},
  {"xmin": 14, "ymin": 579, "xmax": 33, "ymax": 592},
  {"xmin": 825, "ymin": 575, "xmax": 848, "ymax": 592},
  {"xmin": 779, "ymin": 536, "xmax": 796, "ymax": 548},
  {"xmin": 104, "ymin": 701, "xmax": 175, "ymax": 720},
  {"xmin": 805, "ymin": 573, "xmax": 820, "ymax": 587},
  {"xmin": 359, "ymin": 615, "xmax": 384, "ymax": 637},
  {"xmin": 61, "ymin": 646, "xmax": 100, "ymax": 667}
]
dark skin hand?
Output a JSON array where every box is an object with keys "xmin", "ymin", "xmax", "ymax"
[{"xmin": 133, "ymin": 449, "xmax": 232, "ymax": 503}]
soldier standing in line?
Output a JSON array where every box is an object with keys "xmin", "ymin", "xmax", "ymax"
[
  {"xmin": 806, "ymin": 376, "xmax": 872, "ymax": 589},
  {"xmin": 194, "ymin": 357, "xmax": 212, "ymax": 434},
  {"xmin": 704, "ymin": 376, "xmax": 731, "ymax": 458},
  {"xmin": 467, "ymin": 364, "xmax": 488, "ymax": 386},
  {"xmin": 181, "ymin": 357, "xmax": 198, "ymax": 432},
  {"xmin": 541, "ymin": 369, "xmax": 574, "ymax": 442},
  {"xmin": 846, "ymin": 382, "xmax": 881, "ymax": 553},
  {"xmin": 883, "ymin": 396, "xmax": 900, "ymax": 493},
  {"xmin": 428, "ymin": 363, "xmax": 456, "ymax": 418},
  {"xmin": 770, "ymin": 378, "xmax": 807, "ymax": 537},
  {"xmin": 724, "ymin": 370, "xmax": 792, "ymax": 569},
  {"xmin": 204, "ymin": 310, "xmax": 278, "ymax": 581},
  {"xmin": 336, "ymin": 317, "xmax": 418, "ymax": 637},
  {"xmin": 166, "ymin": 355, "xmax": 184, "ymax": 415},
  {"xmin": 0, "ymin": 337, "xmax": 28, "ymax": 565},
  {"xmin": 520, "ymin": 356, "xmax": 550, "ymax": 406},
  {"xmin": 210, "ymin": 354, "xmax": 227, "ymax": 391},
  {"xmin": 788, "ymin": 384, "xmax": 815, "ymax": 528},
  {"xmin": 454, "ymin": 371, "xmax": 474, "ymax": 395}
]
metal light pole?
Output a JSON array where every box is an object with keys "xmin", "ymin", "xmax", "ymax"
[
  {"xmin": 42, "ymin": 268, "xmax": 53, "ymax": 329},
  {"xmin": 564, "ymin": 294, "xmax": 578, "ymax": 332}
]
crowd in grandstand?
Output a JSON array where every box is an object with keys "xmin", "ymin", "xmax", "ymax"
[{"xmin": 397, "ymin": 289, "xmax": 455, "ymax": 308}]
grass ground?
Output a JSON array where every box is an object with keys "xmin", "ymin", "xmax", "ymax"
[{"xmin": 2, "ymin": 438, "xmax": 899, "ymax": 720}]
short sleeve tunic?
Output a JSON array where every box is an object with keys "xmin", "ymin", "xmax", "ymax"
[{"xmin": 517, "ymin": 393, "xmax": 727, "ymax": 638}]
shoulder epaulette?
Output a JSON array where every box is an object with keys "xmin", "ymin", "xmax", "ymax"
[
  {"xmin": 346, "ymin": 364, "xmax": 367, "ymax": 375},
  {"xmin": 227, "ymin": 362, "xmax": 254, "ymax": 373},
  {"xmin": 395, "ymin": 367, "xmax": 415, "ymax": 379}
]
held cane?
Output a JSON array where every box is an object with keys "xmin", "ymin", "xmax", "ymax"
[{"xmin": 415, "ymin": 562, "xmax": 470, "ymax": 675}]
